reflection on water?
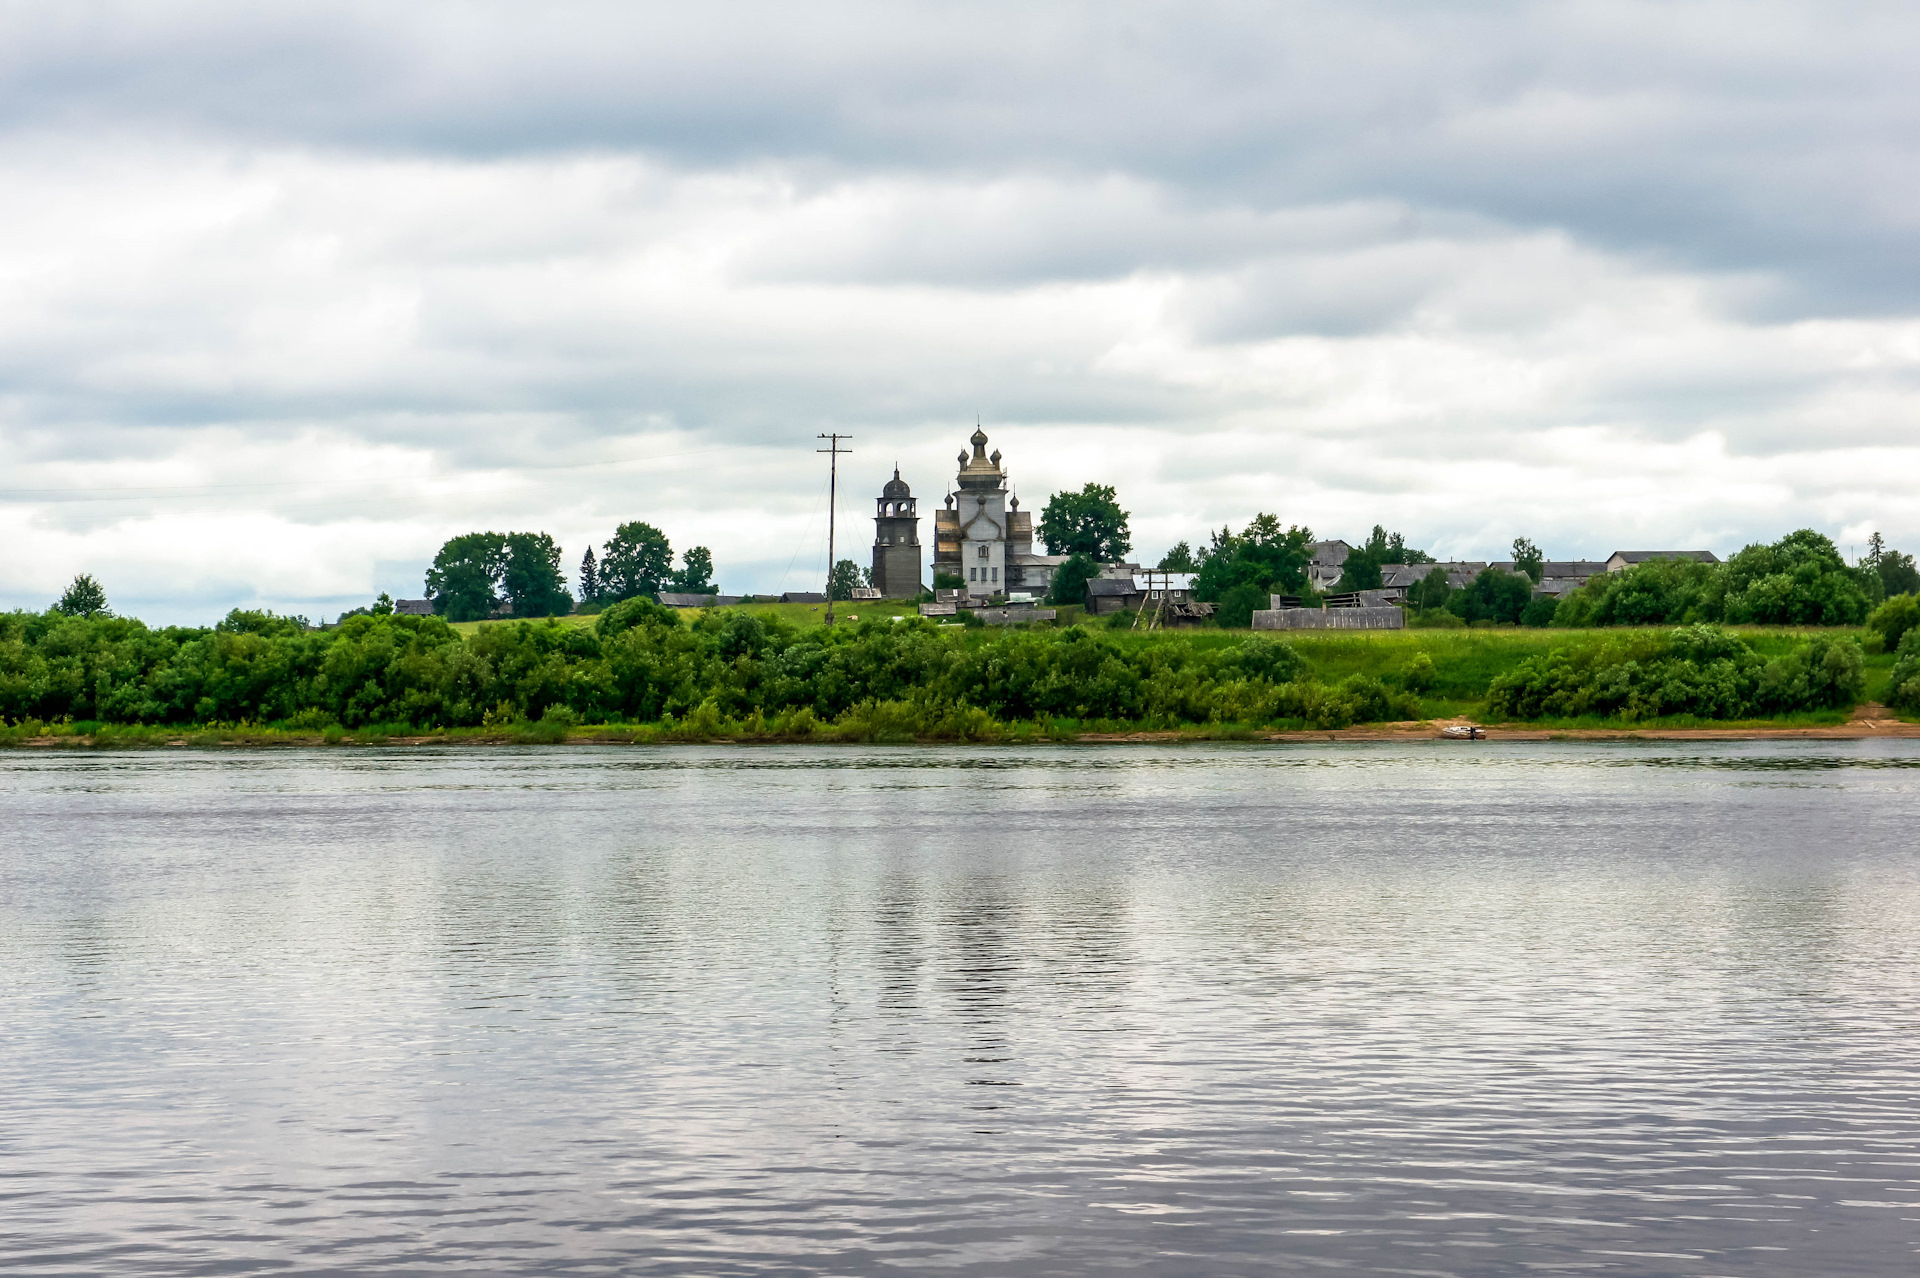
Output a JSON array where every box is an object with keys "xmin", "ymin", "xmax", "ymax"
[{"xmin": 3, "ymin": 741, "xmax": 1919, "ymax": 1277}]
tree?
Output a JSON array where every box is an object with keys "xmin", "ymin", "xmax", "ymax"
[
  {"xmin": 1047, "ymin": 553, "xmax": 1099, "ymax": 606},
  {"xmin": 933, "ymin": 570, "xmax": 965, "ymax": 590},
  {"xmin": 1331, "ymin": 525, "xmax": 1397, "ymax": 593},
  {"xmin": 579, "ymin": 547, "xmax": 601, "ymax": 603},
  {"xmin": 502, "ymin": 532, "xmax": 572, "ymax": 618},
  {"xmin": 373, "ymin": 592, "xmax": 395, "ymax": 616},
  {"xmin": 1883, "ymin": 551, "xmax": 1920, "ymax": 597},
  {"xmin": 1409, "ymin": 566, "xmax": 1453, "ymax": 611},
  {"xmin": 828, "ymin": 559, "xmax": 866, "ymax": 601},
  {"xmin": 1512, "ymin": 537, "xmax": 1544, "ymax": 584},
  {"xmin": 1866, "ymin": 594, "xmax": 1920, "ymax": 653},
  {"xmin": 1520, "ymin": 595, "xmax": 1559, "ymax": 627},
  {"xmin": 671, "ymin": 546, "xmax": 716, "ymax": 593},
  {"xmin": 426, "ymin": 532, "xmax": 508, "ymax": 622},
  {"xmin": 1038, "ymin": 483, "xmax": 1132, "ymax": 561},
  {"xmin": 600, "ymin": 521, "xmax": 674, "ymax": 602},
  {"xmin": 1386, "ymin": 532, "xmax": 1433, "ymax": 565},
  {"xmin": 53, "ymin": 573, "xmax": 110, "ymax": 618},
  {"xmin": 1449, "ymin": 567, "xmax": 1533, "ymax": 624},
  {"xmin": 1192, "ymin": 514, "xmax": 1315, "ymax": 602},
  {"xmin": 1554, "ymin": 555, "xmax": 1718, "ymax": 627},
  {"xmin": 1214, "ymin": 582, "xmax": 1271, "ymax": 628},
  {"xmin": 1865, "ymin": 532, "xmax": 1920, "ymax": 598},
  {"xmin": 1331, "ymin": 526, "xmax": 1428, "ymax": 593},
  {"xmin": 1157, "ymin": 541, "xmax": 1197, "ymax": 572},
  {"xmin": 1719, "ymin": 529, "xmax": 1878, "ymax": 626}
]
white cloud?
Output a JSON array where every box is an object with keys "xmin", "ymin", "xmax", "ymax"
[{"xmin": 3, "ymin": 4, "xmax": 1920, "ymax": 620}]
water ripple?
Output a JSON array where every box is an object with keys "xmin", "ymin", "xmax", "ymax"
[{"xmin": 2, "ymin": 741, "xmax": 1918, "ymax": 1275}]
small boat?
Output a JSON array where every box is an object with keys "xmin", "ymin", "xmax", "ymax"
[{"xmin": 1440, "ymin": 724, "xmax": 1485, "ymax": 740}]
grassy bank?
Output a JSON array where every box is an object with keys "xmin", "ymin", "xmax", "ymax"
[{"xmin": 449, "ymin": 598, "xmax": 930, "ymax": 638}]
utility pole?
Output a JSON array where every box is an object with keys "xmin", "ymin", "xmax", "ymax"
[
  {"xmin": 1133, "ymin": 569, "xmax": 1168, "ymax": 631},
  {"xmin": 818, "ymin": 432, "xmax": 852, "ymax": 625}
]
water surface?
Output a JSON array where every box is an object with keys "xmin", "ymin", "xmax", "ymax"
[{"xmin": 3, "ymin": 742, "xmax": 1919, "ymax": 1276}]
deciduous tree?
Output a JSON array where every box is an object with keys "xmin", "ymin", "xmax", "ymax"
[
  {"xmin": 426, "ymin": 533, "xmax": 508, "ymax": 622},
  {"xmin": 1038, "ymin": 483, "xmax": 1132, "ymax": 561},
  {"xmin": 1046, "ymin": 553, "xmax": 1098, "ymax": 606},
  {"xmin": 600, "ymin": 522, "xmax": 674, "ymax": 602},
  {"xmin": 1410, "ymin": 567, "xmax": 1453, "ymax": 612},
  {"xmin": 503, "ymin": 533, "xmax": 573, "ymax": 618},
  {"xmin": 1193, "ymin": 514, "xmax": 1314, "ymax": 602},
  {"xmin": 1449, "ymin": 567, "xmax": 1533, "ymax": 624},
  {"xmin": 828, "ymin": 559, "xmax": 865, "ymax": 601},
  {"xmin": 672, "ymin": 546, "xmax": 716, "ymax": 593},
  {"xmin": 1511, "ymin": 537, "xmax": 1544, "ymax": 584}
]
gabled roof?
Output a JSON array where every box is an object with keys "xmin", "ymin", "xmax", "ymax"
[
  {"xmin": 1607, "ymin": 550, "xmax": 1719, "ymax": 565},
  {"xmin": 1379, "ymin": 561, "xmax": 1487, "ymax": 586},
  {"xmin": 1309, "ymin": 540, "xmax": 1351, "ymax": 565},
  {"xmin": 657, "ymin": 592, "xmax": 740, "ymax": 608},
  {"xmin": 1086, "ymin": 578, "xmax": 1139, "ymax": 597}
]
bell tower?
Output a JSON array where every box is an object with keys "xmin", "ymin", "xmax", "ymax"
[{"xmin": 870, "ymin": 468, "xmax": 923, "ymax": 598}]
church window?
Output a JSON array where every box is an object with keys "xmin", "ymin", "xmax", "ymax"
[
  {"xmin": 977, "ymin": 545, "xmax": 988, "ymax": 559},
  {"xmin": 991, "ymin": 567, "xmax": 999, "ymax": 583},
  {"xmin": 969, "ymin": 567, "xmax": 977, "ymax": 581}
]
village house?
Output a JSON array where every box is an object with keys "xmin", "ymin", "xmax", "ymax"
[
  {"xmin": 1604, "ymin": 550, "xmax": 1720, "ymax": 573},
  {"xmin": 1375, "ymin": 562, "xmax": 1489, "ymax": 599},
  {"xmin": 1086, "ymin": 572, "xmax": 1199, "ymax": 615},
  {"xmin": 657, "ymin": 593, "xmax": 744, "ymax": 608},
  {"xmin": 1306, "ymin": 540, "xmax": 1350, "ymax": 591}
]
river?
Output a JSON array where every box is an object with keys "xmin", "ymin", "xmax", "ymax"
[{"xmin": 3, "ymin": 742, "xmax": 1918, "ymax": 1275}]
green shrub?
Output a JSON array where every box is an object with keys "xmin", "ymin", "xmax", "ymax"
[
  {"xmin": 1520, "ymin": 596, "xmax": 1559, "ymax": 627},
  {"xmin": 1887, "ymin": 630, "xmax": 1920, "ymax": 713},
  {"xmin": 1865, "ymin": 593, "xmax": 1920, "ymax": 653},
  {"xmin": 1487, "ymin": 624, "xmax": 1863, "ymax": 722},
  {"xmin": 595, "ymin": 595, "xmax": 681, "ymax": 639},
  {"xmin": 1214, "ymin": 582, "xmax": 1270, "ymax": 628}
]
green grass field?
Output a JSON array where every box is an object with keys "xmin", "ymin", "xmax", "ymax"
[{"xmin": 450, "ymin": 598, "xmax": 930, "ymax": 637}]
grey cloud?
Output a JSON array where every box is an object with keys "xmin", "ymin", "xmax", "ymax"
[{"xmin": 4, "ymin": 3, "xmax": 1920, "ymax": 311}]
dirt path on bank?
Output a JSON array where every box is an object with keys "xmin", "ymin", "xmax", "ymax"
[
  {"xmin": 14, "ymin": 704, "xmax": 1918, "ymax": 748},
  {"xmin": 1074, "ymin": 704, "xmax": 1920, "ymax": 744}
]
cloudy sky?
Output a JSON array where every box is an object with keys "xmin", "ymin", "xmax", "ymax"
[{"xmin": 3, "ymin": 1, "xmax": 1918, "ymax": 621}]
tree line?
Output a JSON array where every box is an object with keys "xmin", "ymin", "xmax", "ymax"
[
  {"xmin": 1023, "ymin": 480, "xmax": 1920, "ymax": 636},
  {"xmin": 426, "ymin": 522, "xmax": 715, "ymax": 622}
]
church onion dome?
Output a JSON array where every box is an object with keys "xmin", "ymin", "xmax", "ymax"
[
  {"xmin": 882, "ymin": 466, "xmax": 911, "ymax": 499},
  {"xmin": 970, "ymin": 426, "xmax": 989, "ymax": 450}
]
